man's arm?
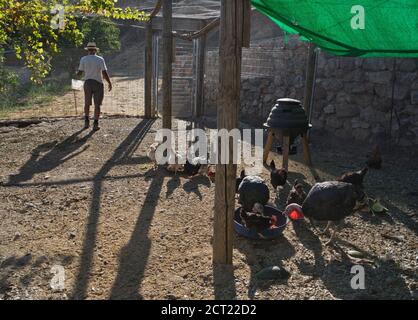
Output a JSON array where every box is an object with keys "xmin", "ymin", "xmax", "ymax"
[
  {"xmin": 76, "ymin": 70, "xmax": 83, "ymax": 79},
  {"xmin": 102, "ymin": 70, "xmax": 112, "ymax": 92}
]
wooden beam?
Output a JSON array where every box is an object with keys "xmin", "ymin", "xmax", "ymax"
[
  {"xmin": 195, "ymin": 27, "xmax": 207, "ymax": 118},
  {"xmin": 213, "ymin": 0, "xmax": 250, "ymax": 265},
  {"xmin": 144, "ymin": 23, "xmax": 153, "ymax": 118},
  {"xmin": 303, "ymin": 43, "xmax": 317, "ymax": 120},
  {"xmin": 282, "ymin": 134, "xmax": 290, "ymax": 171},
  {"xmin": 162, "ymin": 0, "xmax": 173, "ymax": 129},
  {"xmin": 151, "ymin": 33, "xmax": 159, "ymax": 117},
  {"xmin": 263, "ymin": 129, "xmax": 274, "ymax": 163}
]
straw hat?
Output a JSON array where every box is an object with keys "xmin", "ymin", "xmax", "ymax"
[{"xmin": 84, "ymin": 42, "xmax": 99, "ymax": 51}]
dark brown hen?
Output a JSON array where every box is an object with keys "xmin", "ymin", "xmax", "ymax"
[
  {"xmin": 367, "ymin": 144, "xmax": 382, "ymax": 169},
  {"xmin": 269, "ymin": 160, "xmax": 287, "ymax": 190},
  {"xmin": 286, "ymin": 179, "xmax": 307, "ymax": 206},
  {"xmin": 337, "ymin": 166, "xmax": 368, "ymax": 188}
]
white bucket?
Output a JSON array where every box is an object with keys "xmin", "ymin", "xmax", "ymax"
[{"xmin": 71, "ymin": 79, "xmax": 84, "ymax": 91}]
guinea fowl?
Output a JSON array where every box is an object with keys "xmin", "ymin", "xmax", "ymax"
[
  {"xmin": 238, "ymin": 175, "xmax": 270, "ymax": 212},
  {"xmin": 283, "ymin": 181, "xmax": 365, "ymax": 245},
  {"xmin": 236, "ymin": 170, "xmax": 246, "ymax": 193},
  {"xmin": 337, "ymin": 166, "xmax": 368, "ymax": 188},
  {"xmin": 240, "ymin": 203, "xmax": 277, "ymax": 233},
  {"xmin": 269, "ymin": 160, "xmax": 287, "ymax": 191},
  {"xmin": 286, "ymin": 180, "xmax": 307, "ymax": 206},
  {"xmin": 367, "ymin": 144, "xmax": 382, "ymax": 169}
]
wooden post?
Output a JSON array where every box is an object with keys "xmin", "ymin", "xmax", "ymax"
[
  {"xmin": 195, "ymin": 29, "xmax": 207, "ymax": 118},
  {"xmin": 213, "ymin": 0, "xmax": 250, "ymax": 265},
  {"xmin": 162, "ymin": 0, "xmax": 173, "ymax": 129},
  {"xmin": 152, "ymin": 33, "xmax": 159, "ymax": 117},
  {"xmin": 282, "ymin": 134, "xmax": 290, "ymax": 171},
  {"xmin": 303, "ymin": 43, "xmax": 317, "ymax": 121},
  {"xmin": 263, "ymin": 129, "xmax": 274, "ymax": 163},
  {"xmin": 301, "ymin": 134, "xmax": 312, "ymax": 166},
  {"xmin": 144, "ymin": 23, "xmax": 153, "ymax": 118}
]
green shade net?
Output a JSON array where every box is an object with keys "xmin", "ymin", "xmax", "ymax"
[{"xmin": 251, "ymin": 0, "xmax": 418, "ymax": 57}]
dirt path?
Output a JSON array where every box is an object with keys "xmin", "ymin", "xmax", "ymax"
[
  {"xmin": 0, "ymin": 117, "xmax": 416, "ymax": 300},
  {"xmin": 4, "ymin": 76, "xmax": 145, "ymax": 120}
]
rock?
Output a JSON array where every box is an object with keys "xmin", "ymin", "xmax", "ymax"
[
  {"xmin": 336, "ymin": 104, "xmax": 359, "ymax": 117},
  {"xmin": 367, "ymin": 71, "xmax": 393, "ymax": 84},
  {"xmin": 326, "ymin": 118, "xmax": 342, "ymax": 129},
  {"xmin": 255, "ymin": 266, "xmax": 290, "ymax": 280},
  {"xmin": 323, "ymin": 105, "xmax": 335, "ymax": 114},
  {"xmin": 13, "ymin": 232, "xmax": 21, "ymax": 241},
  {"xmin": 348, "ymin": 250, "xmax": 365, "ymax": 258},
  {"xmin": 363, "ymin": 59, "xmax": 389, "ymax": 71},
  {"xmin": 69, "ymin": 231, "xmax": 76, "ymax": 239},
  {"xmin": 398, "ymin": 59, "xmax": 416, "ymax": 72}
]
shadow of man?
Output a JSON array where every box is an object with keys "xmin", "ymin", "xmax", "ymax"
[{"xmin": 7, "ymin": 129, "xmax": 95, "ymax": 185}]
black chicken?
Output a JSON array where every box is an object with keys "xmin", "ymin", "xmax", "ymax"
[
  {"xmin": 184, "ymin": 159, "xmax": 201, "ymax": 176},
  {"xmin": 269, "ymin": 160, "xmax": 287, "ymax": 190},
  {"xmin": 236, "ymin": 170, "xmax": 246, "ymax": 193},
  {"xmin": 284, "ymin": 181, "xmax": 365, "ymax": 245},
  {"xmin": 184, "ymin": 156, "xmax": 207, "ymax": 177},
  {"xmin": 238, "ymin": 175, "xmax": 270, "ymax": 212},
  {"xmin": 337, "ymin": 166, "xmax": 368, "ymax": 188},
  {"xmin": 286, "ymin": 180, "xmax": 307, "ymax": 206}
]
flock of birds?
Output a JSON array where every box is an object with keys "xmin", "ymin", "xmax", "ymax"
[
  {"xmin": 236, "ymin": 144, "xmax": 382, "ymax": 250},
  {"xmin": 147, "ymin": 141, "xmax": 216, "ymax": 179},
  {"xmin": 148, "ymin": 140, "xmax": 383, "ymax": 252}
]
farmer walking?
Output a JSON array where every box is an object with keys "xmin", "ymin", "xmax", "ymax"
[{"xmin": 77, "ymin": 42, "xmax": 112, "ymax": 131}]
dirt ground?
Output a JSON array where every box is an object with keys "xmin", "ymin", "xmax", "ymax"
[
  {"xmin": 0, "ymin": 116, "xmax": 417, "ymax": 300},
  {"xmin": 4, "ymin": 76, "xmax": 145, "ymax": 120}
]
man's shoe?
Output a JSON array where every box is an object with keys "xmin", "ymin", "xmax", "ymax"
[
  {"xmin": 84, "ymin": 120, "xmax": 90, "ymax": 129},
  {"xmin": 92, "ymin": 121, "xmax": 100, "ymax": 131}
]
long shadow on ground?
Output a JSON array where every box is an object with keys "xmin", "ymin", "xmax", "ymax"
[{"xmin": 71, "ymin": 119, "xmax": 155, "ymax": 299}]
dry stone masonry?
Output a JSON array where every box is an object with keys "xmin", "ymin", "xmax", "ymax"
[{"xmin": 204, "ymin": 36, "xmax": 418, "ymax": 146}]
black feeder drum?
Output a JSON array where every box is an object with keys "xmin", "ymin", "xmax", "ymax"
[
  {"xmin": 263, "ymin": 98, "xmax": 313, "ymax": 169},
  {"xmin": 263, "ymin": 98, "xmax": 311, "ymax": 145}
]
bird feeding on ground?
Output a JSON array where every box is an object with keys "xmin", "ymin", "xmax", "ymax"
[
  {"xmin": 283, "ymin": 181, "xmax": 366, "ymax": 247},
  {"xmin": 166, "ymin": 150, "xmax": 184, "ymax": 174},
  {"xmin": 184, "ymin": 156, "xmax": 205, "ymax": 177},
  {"xmin": 235, "ymin": 170, "xmax": 246, "ymax": 193},
  {"xmin": 366, "ymin": 144, "xmax": 382, "ymax": 169},
  {"xmin": 337, "ymin": 166, "xmax": 368, "ymax": 188},
  {"xmin": 147, "ymin": 141, "xmax": 161, "ymax": 170},
  {"xmin": 238, "ymin": 175, "xmax": 270, "ymax": 212},
  {"xmin": 286, "ymin": 179, "xmax": 307, "ymax": 206},
  {"xmin": 269, "ymin": 160, "xmax": 287, "ymax": 192},
  {"xmin": 240, "ymin": 203, "xmax": 278, "ymax": 234}
]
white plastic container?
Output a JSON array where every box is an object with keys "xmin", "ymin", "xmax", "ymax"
[{"xmin": 71, "ymin": 79, "xmax": 84, "ymax": 91}]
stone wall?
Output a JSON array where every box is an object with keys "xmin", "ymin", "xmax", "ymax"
[{"xmin": 204, "ymin": 36, "xmax": 418, "ymax": 146}]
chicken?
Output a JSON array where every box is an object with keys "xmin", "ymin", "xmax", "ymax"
[
  {"xmin": 239, "ymin": 203, "xmax": 277, "ymax": 233},
  {"xmin": 238, "ymin": 175, "xmax": 270, "ymax": 212},
  {"xmin": 284, "ymin": 181, "xmax": 365, "ymax": 246},
  {"xmin": 286, "ymin": 180, "xmax": 306, "ymax": 206},
  {"xmin": 207, "ymin": 165, "xmax": 216, "ymax": 183},
  {"xmin": 166, "ymin": 150, "xmax": 183, "ymax": 174},
  {"xmin": 366, "ymin": 144, "xmax": 382, "ymax": 169},
  {"xmin": 184, "ymin": 156, "xmax": 205, "ymax": 177},
  {"xmin": 269, "ymin": 160, "xmax": 287, "ymax": 190},
  {"xmin": 147, "ymin": 141, "xmax": 161, "ymax": 170},
  {"xmin": 236, "ymin": 170, "xmax": 246, "ymax": 193},
  {"xmin": 337, "ymin": 166, "xmax": 368, "ymax": 188}
]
